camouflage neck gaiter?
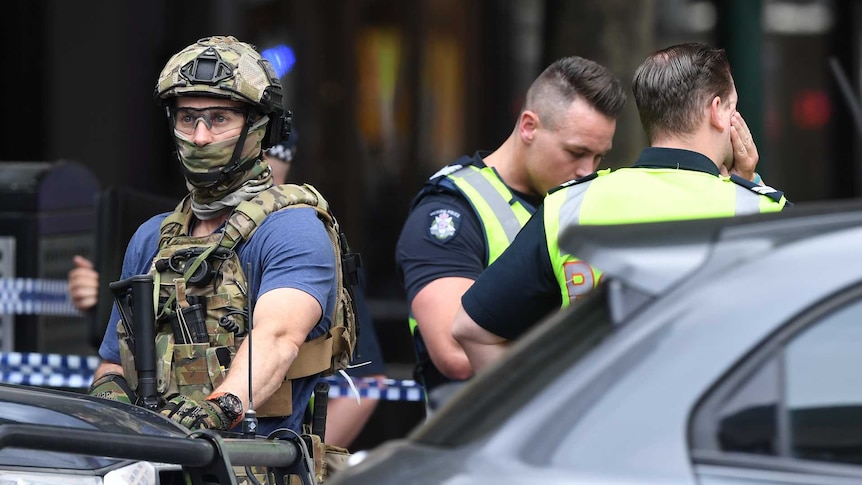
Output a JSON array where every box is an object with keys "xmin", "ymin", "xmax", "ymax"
[{"xmin": 187, "ymin": 163, "xmax": 274, "ymax": 220}]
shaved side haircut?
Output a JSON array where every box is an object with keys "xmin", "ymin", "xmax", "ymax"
[{"xmin": 524, "ymin": 56, "xmax": 626, "ymax": 129}]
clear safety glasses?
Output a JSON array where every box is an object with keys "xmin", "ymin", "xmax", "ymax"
[{"xmin": 172, "ymin": 106, "xmax": 249, "ymax": 135}]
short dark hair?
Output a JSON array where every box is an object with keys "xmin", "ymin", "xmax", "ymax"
[
  {"xmin": 525, "ymin": 56, "xmax": 626, "ymax": 128},
  {"xmin": 632, "ymin": 43, "xmax": 734, "ymax": 143}
]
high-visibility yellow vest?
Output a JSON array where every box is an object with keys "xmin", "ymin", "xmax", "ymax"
[
  {"xmin": 544, "ymin": 167, "xmax": 787, "ymax": 307},
  {"xmin": 408, "ymin": 161, "xmax": 536, "ymax": 393},
  {"xmin": 408, "ymin": 163, "xmax": 534, "ymax": 335}
]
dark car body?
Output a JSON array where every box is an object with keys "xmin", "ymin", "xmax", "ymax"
[
  {"xmin": 331, "ymin": 200, "xmax": 862, "ymax": 485},
  {"xmin": 0, "ymin": 383, "xmax": 310, "ymax": 484},
  {"xmin": 0, "ymin": 383, "xmax": 189, "ymax": 481}
]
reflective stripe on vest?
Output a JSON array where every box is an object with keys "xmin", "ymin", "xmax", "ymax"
[
  {"xmin": 447, "ymin": 165, "xmax": 534, "ymax": 265},
  {"xmin": 409, "ymin": 165, "xmax": 533, "ymax": 340},
  {"xmin": 545, "ymin": 168, "xmax": 785, "ymax": 307}
]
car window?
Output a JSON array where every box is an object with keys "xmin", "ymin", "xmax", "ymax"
[
  {"xmin": 786, "ymin": 306, "xmax": 862, "ymax": 464},
  {"xmin": 692, "ymin": 290, "xmax": 862, "ymax": 467}
]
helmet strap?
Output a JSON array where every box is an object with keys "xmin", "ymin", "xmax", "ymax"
[
  {"xmin": 217, "ymin": 107, "xmax": 257, "ymax": 184},
  {"xmin": 166, "ymin": 104, "xmax": 181, "ymax": 155}
]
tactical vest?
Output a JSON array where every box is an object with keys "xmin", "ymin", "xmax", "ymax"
[
  {"xmin": 543, "ymin": 167, "xmax": 787, "ymax": 307},
  {"xmin": 117, "ymin": 183, "xmax": 358, "ymax": 417},
  {"xmin": 408, "ymin": 160, "xmax": 534, "ymax": 392}
]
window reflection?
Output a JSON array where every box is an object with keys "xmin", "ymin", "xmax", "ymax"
[
  {"xmin": 715, "ymin": 297, "xmax": 862, "ymax": 465},
  {"xmin": 785, "ymin": 303, "xmax": 862, "ymax": 464},
  {"xmin": 717, "ymin": 358, "xmax": 779, "ymax": 456}
]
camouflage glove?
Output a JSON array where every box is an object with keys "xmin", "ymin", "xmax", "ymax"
[
  {"xmin": 88, "ymin": 373, "xmax": 136, "ymax": 405},
  {"xmin": 159, "ymin": 392, "xmax": 242, "ymax": 431}
]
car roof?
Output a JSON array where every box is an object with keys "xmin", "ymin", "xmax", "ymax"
[{"xmin": 558, "ymin": 199, "xmax": 862, "ymax": 321}]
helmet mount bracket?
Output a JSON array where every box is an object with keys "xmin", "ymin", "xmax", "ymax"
[{"xmin": 180, "ymin": 47, "xmax": 233, "ymax": 85}]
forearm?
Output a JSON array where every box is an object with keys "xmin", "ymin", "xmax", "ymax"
[
  {"xmin": 326, "ymin": 389, "xmax": 381, "ymax": 448},
  {"xmin": 428, "ymin": 341, "xmax": 472, "ymax": 380},
  {"xmin": 215, "ymin": 330, "xmax": 298, "ymax": 412},
  {"xmin": 214, "ymin": 287, "xmax": 322, "ymax": 412},
  {"xmin": 451, "ymin": 305, "xmax": 508, "ymax": 372},
  {"xmin": 419, "ymin": 316, "xmax": 473, "ymax": 380},
  {"xmin": 94, "ymin": 360, "xmax": 124, "ymax": 380},
  {"xmin": 412, "ymin": 277, "xmax": 476, "ymax": 380}
]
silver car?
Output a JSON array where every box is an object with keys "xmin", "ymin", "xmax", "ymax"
[{"xmin": 331, "ymin": 201, "xmax": 862, "ymax": 484}]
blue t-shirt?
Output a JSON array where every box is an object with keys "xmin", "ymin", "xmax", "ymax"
[{"xmin": 99, "ymin": 207, "xmax": 337, "ymax": 434}]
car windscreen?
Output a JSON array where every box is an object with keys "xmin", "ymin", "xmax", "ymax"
[
  {"xmin": 0, "ymin": 387, "xmax": 185, "ymax": 471},
  {"xmin": 0, "ymin": 448, "xmax": 121, "ymax": 470},
  {"xmin": 414, "ymin": 284, "xmax": 617, "ymax": 446}
]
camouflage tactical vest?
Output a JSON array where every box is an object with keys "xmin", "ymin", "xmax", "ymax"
[{"xmin": 117, "ymin": 183, "xmax": 359, "ymax": 417}]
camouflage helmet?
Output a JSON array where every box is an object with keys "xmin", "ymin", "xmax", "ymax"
[{"xmin": 155, "ymin": 36, "xmax": 289, "ymax": 147}]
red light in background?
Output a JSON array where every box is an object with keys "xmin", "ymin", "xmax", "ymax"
[{"xmin": 792, "ymin": 89, "xmax": 831, "ymax": 129}]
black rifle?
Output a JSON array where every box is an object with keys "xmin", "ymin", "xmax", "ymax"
[
  {"xmin": 109, "ymin": 275, "xmax": 160, "ymax": 411},
  {"xmin": 110, "ymin": 270, "xmax": 317, "ymax": 483}
]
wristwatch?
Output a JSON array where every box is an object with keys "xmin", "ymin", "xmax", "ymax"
[{"xmin": 207, "ymin": 392, "xmax": 243, "ymax": 426}]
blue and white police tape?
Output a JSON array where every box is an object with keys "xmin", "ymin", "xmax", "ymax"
[
  {"xmin": 0, "ymin": 351, "xmax": 425, "ymax": 402},
  {"xmin": 327, "ymin": 372, "xmax": 425, "ymax": 402},
  {"xmin": 0, "ymin": 278, "xmax": 79, "ymax": 316},
  {"xmin": 0, "ymin": 352, "xmax": 99, "ymax": 389}
]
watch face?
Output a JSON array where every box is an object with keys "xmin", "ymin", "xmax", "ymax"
[{"xmin": 212, "ymin": 393, "xmax": 242, "ymax": 421}]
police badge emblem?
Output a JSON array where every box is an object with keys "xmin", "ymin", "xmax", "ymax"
[{"xmin": 428, "ymin": 209, "xmax": 461, "ymax": 243}]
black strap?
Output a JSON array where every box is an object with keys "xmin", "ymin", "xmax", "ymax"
[
  {"xmin": 729, "ymin": 174, "xmax": 790, "ymax": 205},
  {"xmin": 548, "ymin": 171, "xmax": 600, "ymax": 195}
]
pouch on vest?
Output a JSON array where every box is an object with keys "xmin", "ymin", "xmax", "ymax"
[
  {"xmin": 119, "ymin": 183, "xmax": 360, "ymax": 418},
  {"xmin": 221, "ymin": 183, "xmax": 360, "ymax": 380}
]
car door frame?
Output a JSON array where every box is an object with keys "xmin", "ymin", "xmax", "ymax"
[{"xmin": 690, "ymin": 281, "xmax": 862, "ymax": 484}]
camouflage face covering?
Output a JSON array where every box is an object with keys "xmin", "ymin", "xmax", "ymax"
[{"xmin": 176, "ymin": 115, "xmax": 270, "ymax": 204}]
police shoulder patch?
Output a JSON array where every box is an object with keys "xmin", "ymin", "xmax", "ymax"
[{"xmin": 427, "ymin": 209, "xmax": 461, "ymax": 243}]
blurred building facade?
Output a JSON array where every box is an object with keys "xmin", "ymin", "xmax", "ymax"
[{"xmin": 1, "ymin": 0, "xmax": 859, "ymax": 448}]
